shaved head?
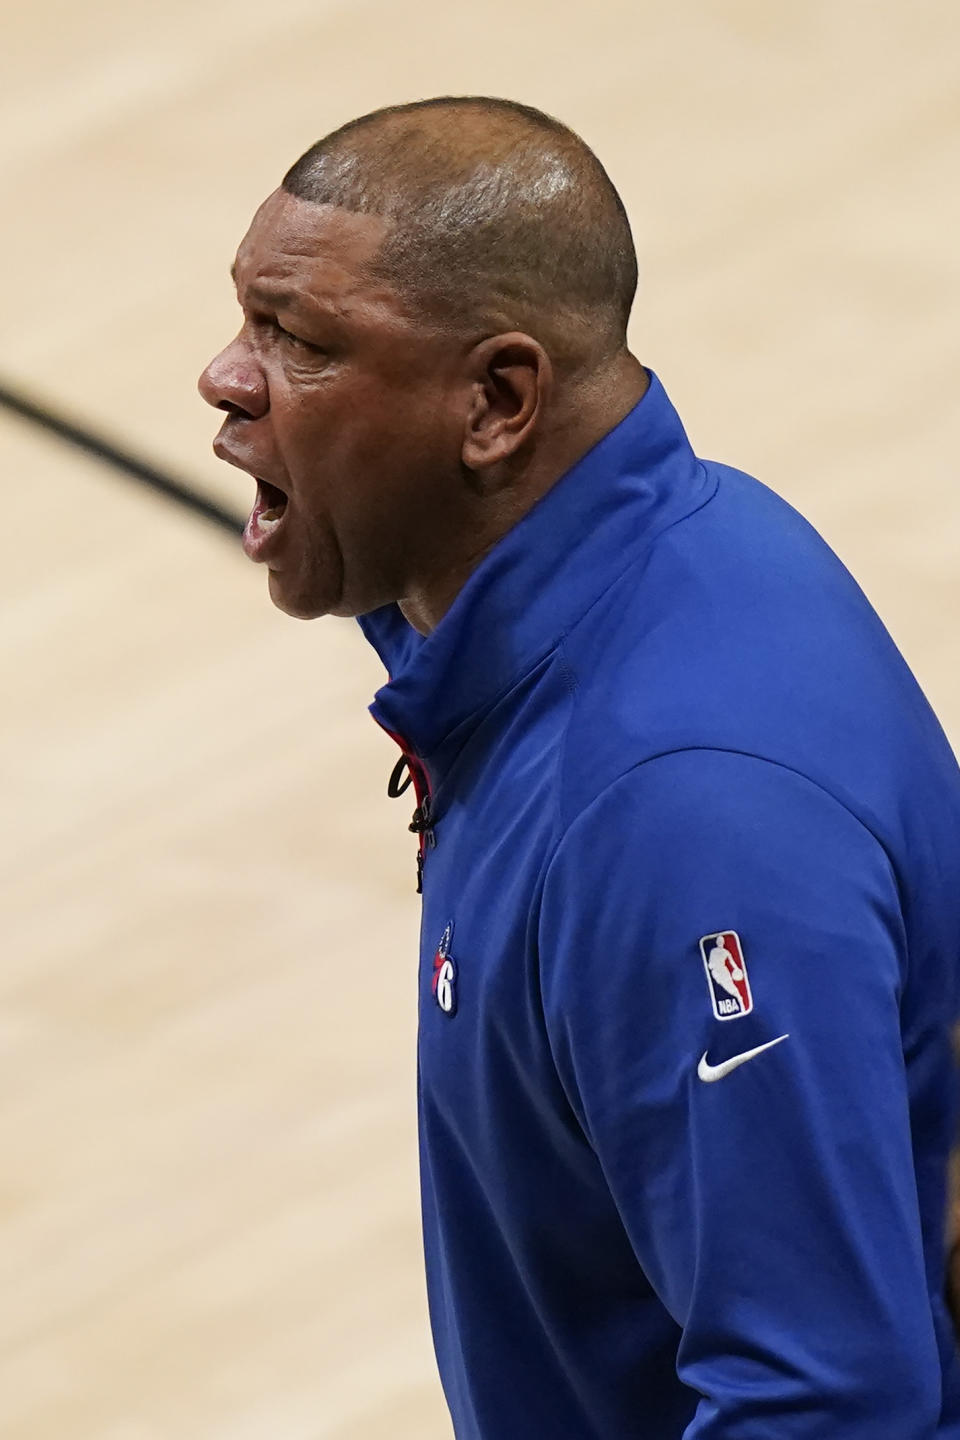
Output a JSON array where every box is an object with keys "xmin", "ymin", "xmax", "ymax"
[
  {"xmin": 201, "ymin": 98, "xmax": 648, "ymax": 631},
  {"xmin": 282, "ymin": 96, "xmax": 638, "ymax": 372}
]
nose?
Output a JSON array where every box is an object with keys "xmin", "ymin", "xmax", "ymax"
[{"xmin": 197, "ymin": 334, "xmax": 268, "ymax": 420}]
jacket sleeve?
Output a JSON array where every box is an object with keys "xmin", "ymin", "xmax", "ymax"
[{"xmin": 538, "ymin": 747, "xmax": 942, "ymax": 1436}]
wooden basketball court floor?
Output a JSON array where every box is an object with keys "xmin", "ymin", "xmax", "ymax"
[{"xmin": 1, "ymin": 2, "xmax": 958, "ymax": 1435}]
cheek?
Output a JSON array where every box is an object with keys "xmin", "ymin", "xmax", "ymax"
[
  {"xmin": 278, "ymin": 372, "xmax": 462, "ymax": 537},
  {"xmin": 358, "ymin": 386, "xmax": 462, "ymax": 495}
]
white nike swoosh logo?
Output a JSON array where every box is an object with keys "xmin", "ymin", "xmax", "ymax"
[{"xmin": 697, "ymin": 1034, "xmax": 790, "ymax": 1083}]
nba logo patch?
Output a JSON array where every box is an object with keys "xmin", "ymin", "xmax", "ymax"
[
  {"xmin": 431, "ymin": 922, "xmax": 457, "ymax": 1016},
  {"xmin": 699, "ymin": 931, "xmax": 753, "ymax": 1020}
]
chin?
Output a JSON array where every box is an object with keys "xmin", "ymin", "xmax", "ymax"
[{"xmin": 266, "ymin": 569, "xmax": 335, "ymax": 621}]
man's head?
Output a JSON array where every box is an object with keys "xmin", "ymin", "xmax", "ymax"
[{"xmin": 199, "ymin": 97, "xmax": 644, "ymax": 629}]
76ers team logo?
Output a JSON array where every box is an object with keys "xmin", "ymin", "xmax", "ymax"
[
  {"xmin": 699, "ymin": 931, "xmax": 753, "ymax": 1020},
  {"xmin": 432, "ymin": 922, "xmax": 457, "ymax": 1016}
]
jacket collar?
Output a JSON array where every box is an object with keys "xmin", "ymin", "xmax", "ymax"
[{"xmin": 358, "ymin": 370, "xmax": 708, "ymax": 769}]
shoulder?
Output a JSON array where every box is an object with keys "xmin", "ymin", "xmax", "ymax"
[
  {"xmin": 552, "ymin": 460, "xmax": 951, "ymax": 840},
  {"xmin": 548, "ymin": 746, "xmax": 891, "ymax": 878}
]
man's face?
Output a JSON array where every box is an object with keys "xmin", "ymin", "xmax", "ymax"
[{"xmin": 198, "ymin": 189, "xmax": 468, "ymax": 620}]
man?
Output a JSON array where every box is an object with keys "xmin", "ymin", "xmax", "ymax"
[{"xmin": 199, "ymin": 96, "xmax": 960, "ymax": 1437}]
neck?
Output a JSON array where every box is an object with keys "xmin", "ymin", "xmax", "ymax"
[{"xmin": 399, "ymin": 354, "xmax": 648, "ymax": 635}]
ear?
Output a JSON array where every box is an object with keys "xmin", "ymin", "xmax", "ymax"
[{"xmin": 461, "ymin": 332, "xmax": 552, "ymax": 478}]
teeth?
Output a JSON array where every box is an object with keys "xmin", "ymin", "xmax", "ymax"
[{"xmin": 257, "ymin": 509, "xmax": 282, "ymax": 531}]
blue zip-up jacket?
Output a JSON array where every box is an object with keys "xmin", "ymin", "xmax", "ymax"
[{"xmin": 359, "ymin": 372, "xmax": 960, "ymax": 1438}]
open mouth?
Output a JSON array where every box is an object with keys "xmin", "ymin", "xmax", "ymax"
[
  {"xmin": 243, "ymin": 478, "xmax": 290, "ymax": 561},
  {"xmin": 254, "ymin": 478, "xmax": 288, "ymax": 528}
]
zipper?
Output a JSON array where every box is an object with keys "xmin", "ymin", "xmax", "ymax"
[{"xmin": 382, "ymin": 730, "xmax": 435, "ymax": 893}]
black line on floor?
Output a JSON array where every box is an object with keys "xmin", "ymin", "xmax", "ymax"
[{"xmin": 0, "ymin": 377, "xmax": 245, "ymax": 538}]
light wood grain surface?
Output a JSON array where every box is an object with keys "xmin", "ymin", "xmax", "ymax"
[{"xmin": 1, "ymin": 2, "xmax": 958, "ymax": 1435}]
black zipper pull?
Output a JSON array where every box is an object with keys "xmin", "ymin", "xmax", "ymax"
[
  {"xmin": 408, "ymin": 791, "xmax": 433, "ymax": 837},
  {"xmin": 387, "ymin": 755, "xmax": 413, "ymax": 798},
  {"xmin": 408, "ymin": 791, "xmax": 435, "ymax": 893},
  {"xmin": 386, "ymin": 751, "xmax": 435, "ymax": 892}
]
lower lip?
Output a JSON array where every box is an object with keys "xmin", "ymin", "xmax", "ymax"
[{"xmin": 242, "ymin": 484, "xmax": 289, "ymax": 563}]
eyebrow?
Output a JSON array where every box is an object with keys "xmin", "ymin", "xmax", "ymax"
[{"xmin": 230, "ymin": 266, "xmax": 313, "ymax": 312}]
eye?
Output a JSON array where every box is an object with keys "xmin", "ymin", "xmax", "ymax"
[{"xmin": 275, "ymin": 321, "xmax": 322, "ymax": 354}]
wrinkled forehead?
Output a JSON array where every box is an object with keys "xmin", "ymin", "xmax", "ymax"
[{"xmin": 233, "ymin": 187, "xmax": 392, "ymax": 301}]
